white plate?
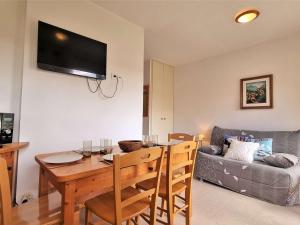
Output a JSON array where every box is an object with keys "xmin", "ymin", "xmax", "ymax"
[
  {"xmin": 102, "ymin": 152, "xmax": 127, "ymax": 161},
  {"xmin": 42, "ymin": 152, "xmax": 83, "ymax": 164}
]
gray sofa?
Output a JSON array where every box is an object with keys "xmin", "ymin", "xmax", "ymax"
[{"xmin": 195, "ymin": 126, "xmax": 300, "ymax": 206}]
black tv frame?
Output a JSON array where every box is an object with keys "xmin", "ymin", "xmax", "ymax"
[{"xmin": 37, "ymin": 21, "xmax": 107, "ymax": 80}]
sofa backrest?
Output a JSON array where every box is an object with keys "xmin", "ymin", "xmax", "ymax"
[{"xmin": 210, "ymin": 126, "xmax": 300, "ymax": 157}]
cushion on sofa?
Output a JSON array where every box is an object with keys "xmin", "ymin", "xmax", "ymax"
[
  {"xmin": 264, "ymin": 153, "xmax": 299, "ymax": 168},
  {"xmin": 199, "ymin": 145, "xmax": 222, "ymax": 155},
  {"xmin": 252, "ymin": 138, "xmax": 273, "ymax": 161},
  {"xmin": 223, "ymin": 135, "xmax": 238, "ymax": 155},
  {"xmin": 224, "ymin": 140, "xmax": 259, "ymax": 163}
]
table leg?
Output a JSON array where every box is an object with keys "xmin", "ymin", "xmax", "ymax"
[
  {"xmin": 38, "ymin": 167, "xmax": 49, "ymax": 197},
  {"xmin": 74, "ymin": 209, "xmax": 81, "ymax": 225},
  {"xmin": 62, "ymin": 182, "xmax": 76, "ymax": 225}
]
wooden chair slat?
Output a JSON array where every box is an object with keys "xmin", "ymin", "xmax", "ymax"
[
  {"xmin": 121, "ymin": 188, "xmax": 155, "ymax": 208},
  {"xmin": 121, "ymin": 171, "xmax": 157, "ymax": 190},
  {"xmin": 171, "ymin": 173, "xmax": 191, "ymax": 185},
  {"xmin": 171, "ymin": 143, "xmax": 195, "ymax": 154},
  {"xmin": 174, "ymin": 204, "xmax": 189, "ymax": 214},
  {"xmin": 172, "ymin": 160, "xmax": 193, "ymax": 171},
  {"xmin": 119, "ymin": 148, "xmax": 163, "ymax": 168},
  {"xmin": 141, "ymin": 213, "xmax": 151, "ymax": 224},
  {"xmin": 168, "ymin": 133, "xmax": 194, "ymax": 142}
]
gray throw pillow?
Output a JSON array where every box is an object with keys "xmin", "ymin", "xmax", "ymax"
[
  {"xmin": 264, "ymin": 153, "xmax": 299, "ymax": 168},
  {"xmin": 199, "ymin": 145, "xmax": 222, "ymax": 155}
]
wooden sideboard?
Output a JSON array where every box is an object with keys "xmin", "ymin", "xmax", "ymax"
[{"xmin": 0, "ymin": 142, "xmax": 29, "ymax": 203}]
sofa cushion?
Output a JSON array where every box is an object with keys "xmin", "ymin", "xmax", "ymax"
[
  {"xmin": 224, "ymin": 140, "xmax": 259, "ymax": 163},
  {"xmin": 252, "ymin": 138, "xmax": 273, "ymax": 161},
  {"xmin": 264, "ymin": 153, "xmax": 299, "ymax": 168},
  {"xmin": 210, "ymin": 126, "xmax": 300, "ymax": 157},
  {"xmin": 199, "ymin": 145, "xmax": 222, "ymax": 155},
  {"xmin": 223, "ymin": 135, "xmax": 238, "ymax": 155}
]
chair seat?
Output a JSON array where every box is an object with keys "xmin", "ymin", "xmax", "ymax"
[
  {"xmin": 12, "ymin": 191, "xmax": 62, "ymax": 225},
  {"xmin": 85, "ymin": 186, "xmax": 150, "ymax": 224},
  {"xmin": 137, "ymin": 176, "xmax": 186, "ymax": 198}
]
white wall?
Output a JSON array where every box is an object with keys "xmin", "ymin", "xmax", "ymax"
[
  {"xmin": 0, "ymin": 0, "xmax": 25, "ymax": 140},
  {"xmin": 174, "ymin": 34, "xmax": 300, "ymax": 139},
  {"xmin": 17, "ymin": 0, "xmax": 144, "ymax": 201}
]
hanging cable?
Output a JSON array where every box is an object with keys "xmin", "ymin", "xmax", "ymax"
[
  {"xmin": 86, "ymin": 78, "xmax": 100, "ymax": 93},
  {"xmin": 86, "ymin": 75, "xmax": 121, "ymax": 98},
  {"xmin": 98, "ymin": 76, "xmax": 119, "ymax": 98}
]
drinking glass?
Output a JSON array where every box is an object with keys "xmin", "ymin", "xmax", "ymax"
[
  {"xmin": 143, "ymin": 135, "xmax": 158, "ymax": 147},
  {"xmin": 100, "ymin": 138, "xmax": 105, "ymax": 151},
  {"xmin": 104, "ymin": 139, "xmax": 113, "ymax": 154},
  {"xmin": 150, "ymin": 135, "xmax": 158, "ymax": 146},
  {"xmin": 83, "ymin": 140, "xmax": 92, "ymax": 157},
  {"xmin": 100, "ymin": 138, "xmax": 113, "ymax": 154},
  {"xmin": 142, "ymin": 135, "xmax": 150, "ymax": 147}
]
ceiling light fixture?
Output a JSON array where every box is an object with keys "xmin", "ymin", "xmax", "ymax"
[{"xmin": 235, "ymin": 9, "xmax": 260, "ymax": 23}]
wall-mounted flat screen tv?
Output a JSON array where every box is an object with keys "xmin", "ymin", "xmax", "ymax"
[{"xmin": 37, "ymin": 21, "xmax": 107, "ymax": 80}]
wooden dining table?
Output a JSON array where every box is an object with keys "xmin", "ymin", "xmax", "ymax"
[
  {"xmin": 35, "ymin": 147, "xmax": 155, "ymax": 225},
  {"xmin": 35, "ymin": 142, "xmax": 184, "ymax": 225}
]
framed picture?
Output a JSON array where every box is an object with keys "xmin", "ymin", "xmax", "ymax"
[{"xmin": 240, "ymin": 74, "xmax": 273, "ymax": 109}]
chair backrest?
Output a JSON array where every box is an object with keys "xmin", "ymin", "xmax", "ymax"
[
  {"xmin": 166, "ymin": 141, "xmax": 198, "ymax": 197},
  {"xmin": 168, "ymin": 133, "xmax": 195, "ymax": 142},
  {"xmin": 113, "ymin": 147, "xmax": 165, "ymax": 225},
  {"xmin": 0, "ymin": 158, "xmax": 12, "ymax": 225}
]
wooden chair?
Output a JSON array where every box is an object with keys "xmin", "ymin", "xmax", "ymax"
[
  {"xmin": 85, "ymin": 147, "xmax": 166, "ymax": 225},
  {"xmin": 167, "ymin": 133, "xmax": 201, "ymax": 213},
  {"xmin": 0, "ymin": 158, "xmax": 62, "ymax": 225},
  {"xmin": 168, "ymin": 133, "xmax": 195, "ymax": 142},
  {"xmin": 137, "ymin": 141, "xmax": 198, "ymax": 225}
]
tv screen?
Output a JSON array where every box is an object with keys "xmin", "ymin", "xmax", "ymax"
[{"xmin": 37, "ymin": 21, "xmax": 107, "ymax": 80}]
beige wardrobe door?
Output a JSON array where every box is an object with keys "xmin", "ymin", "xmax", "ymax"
[
  {"xmin": 162, "ymin": 64, "xmax": 174, "ymax": 141},
  {"xmin": 150, "ymin": 60, "xmax": 174, "ymax": 143}
]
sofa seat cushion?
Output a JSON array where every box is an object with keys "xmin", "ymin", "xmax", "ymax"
[{"xmin": 195, "ymin": 152, "xmax": 300, "ymax": 205}]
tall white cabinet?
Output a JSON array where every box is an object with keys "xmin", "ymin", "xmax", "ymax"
[{"xmin": 144, "ymin": 60, "xmax": 174, "ymax": 143}]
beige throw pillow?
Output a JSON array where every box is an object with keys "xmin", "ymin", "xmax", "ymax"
[{"xmin": 224, "ymin": 139, "xmax": 259, "ymax": 163}]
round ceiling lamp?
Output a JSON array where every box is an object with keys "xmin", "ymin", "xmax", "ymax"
[{"xmin": 235, "ymin": 9, "xmax": 260, "ymax": 23}]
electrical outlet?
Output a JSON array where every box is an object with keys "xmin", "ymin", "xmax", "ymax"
[
  {"xmin": 111, "ymin": 73, "xmax": 121, "ymax": 79},
  {"xmin": 21, "ymin": 192, "xmax": 34, "ymax": 204}
]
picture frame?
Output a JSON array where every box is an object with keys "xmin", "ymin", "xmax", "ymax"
[{"xmin": 240, "ymin": 74, "xmax": 273, "ymax": 109}]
